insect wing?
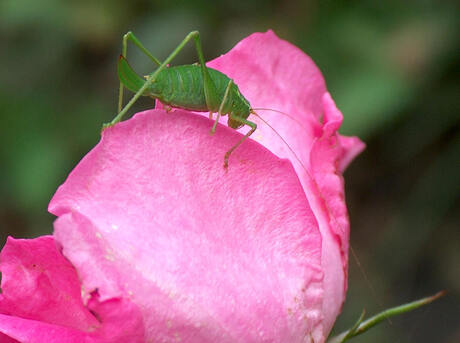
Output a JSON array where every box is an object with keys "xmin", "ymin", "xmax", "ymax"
[{"xmin": 117, "ymin": 55, "xmax": 147, "ymax": 93}]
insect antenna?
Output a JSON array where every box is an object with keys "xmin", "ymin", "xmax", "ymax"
[
  {"xmin": 350, "ymin": 245, "xmax": 392, "ymax": 324},
  {"xmin": 254, "ymin": 108, "xmax": 391, "ymax": 320},
  {"xmin": 251, "ymin": 107, "xmax": 309, "ymax": 134},
  {"xmin": 250, "ymin": 109, "xmax": 310, "ymax": 175},
  {"xmin": 253, "ymin": 109, "xmax": 386, "ymax": 315}
]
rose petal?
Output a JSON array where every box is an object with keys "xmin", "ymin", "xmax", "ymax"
[
  {"xmin": 0, "ymin": 236, "xmax": 98, "ymax": 330},
  {"xmin": 0, "ymin": 236, "xmax": 145, "ymax": 343},
  {"xmin": 49, "ymin": 110, "xmax": 326, "ymax": 342},
  {"xmin": 310, "ymin": 93, "xmax": 365, "ymax": 262},
  {"xmin": 207, "ymin": 32, "xmax": 364, "ymax": 256},
  {"xmin": 87, "ymin": 296, "xmax": 145, "ymax": 342},
  {"xmin": 0, "ymin": 332, "xmax": 20, "ymax": 343},
  {"xmin": 206, "ymin": 30, "xmax": 324, "ymax": 174},
  {"xmin": 205, "ymin": 31, "xmax": 364, "ymax": 334},
  {"xmin": 337, "ymin": 134, "xmax": 365, "ymax": 174},
  {"xmin": 0, "ymin": 314, "xmax": 96, "ymax": 343},
  {"xmin": 208, "ymin": 30, "xmax": 326, "ymax": 121}
]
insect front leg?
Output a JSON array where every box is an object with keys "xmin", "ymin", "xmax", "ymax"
[
  {"xmin": 224, "ymin": 115, "xmax": 257, "ymax": 169},
  {"xmin": 211, "ymin": 79, "xmax": 233, "ymax": 135}
]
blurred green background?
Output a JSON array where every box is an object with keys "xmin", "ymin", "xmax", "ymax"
[{"xmin": 1, "ymin": 1, "xmax": 458, "ymax": 342}]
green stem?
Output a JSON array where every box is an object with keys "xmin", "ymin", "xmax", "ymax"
[{"xmin": 328, "ymin": 290, "xmax": 446, "ymax": 343}]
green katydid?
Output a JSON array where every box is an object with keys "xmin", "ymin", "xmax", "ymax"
[{"xmin": 104, "ymin": 30, "xmax": 262, "ymax": 169}]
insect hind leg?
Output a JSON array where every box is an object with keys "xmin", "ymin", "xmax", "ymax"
[
  {"xmin": 118, "ymin": 32, "xmax": 163, "ymax": 112},
  {"xmin": 106, "ymin": 31, "xmax": 204, "ymax": 129}
]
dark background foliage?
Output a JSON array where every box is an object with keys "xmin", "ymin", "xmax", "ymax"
[{"xmin": 1, "ymin": 1, "xmax": 458, "ymax": 342}]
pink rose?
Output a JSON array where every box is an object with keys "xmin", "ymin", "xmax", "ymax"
[{"xmin": 0, "ymin": 31, "xmax": 363, "ymax": 342}]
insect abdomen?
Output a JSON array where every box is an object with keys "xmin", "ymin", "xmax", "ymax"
[
  {"xmin": 150, "ymin": 65, "xmax": 207, "ymax": 111},
  {"xmin": 150, "ymin": 65, "xmax": 249, "ymax": 116}
]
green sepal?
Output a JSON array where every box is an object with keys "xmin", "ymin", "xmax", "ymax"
[{"xmin": 328, "ymin": 291, "xmax": 445, "ymax": 343}]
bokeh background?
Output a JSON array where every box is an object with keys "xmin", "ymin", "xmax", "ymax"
[{"xmin": 1, "ymin": 1, "xmax": 458, "ymax": 342}]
